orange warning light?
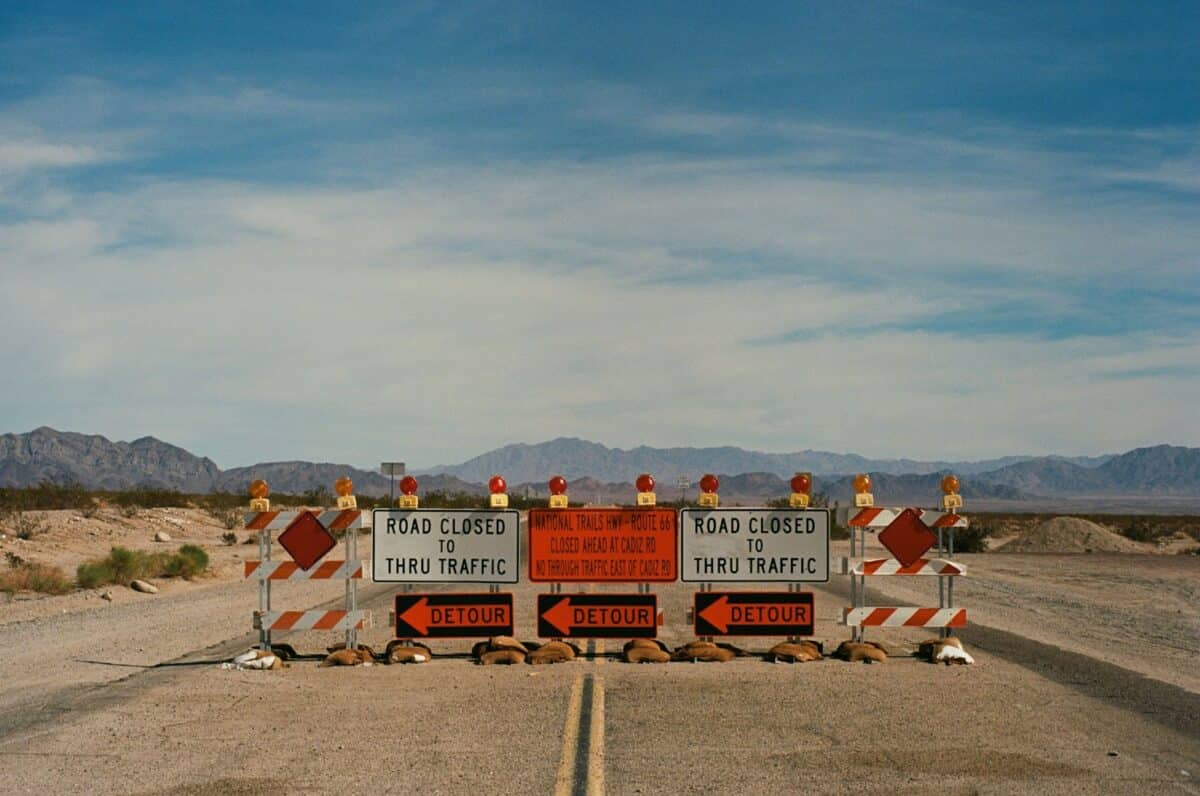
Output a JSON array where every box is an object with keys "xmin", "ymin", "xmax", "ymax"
[
  {"xmin": 941, "ymin": 473, "xmax": 963, "ymax": 511},
  {"xmin": 248, "ymin": 478, "xmax": 270, "ymax": 512},
  {"xmin": 489, "ymin": 475, "xmax": 507, "ymax": 495},
  {"xmin": 334, "ymin": 476, "xmax": 356, "ymax": 509},
  {"xmin": 853, "ymin": 473, "xmax": 874, "ymax": 508}
]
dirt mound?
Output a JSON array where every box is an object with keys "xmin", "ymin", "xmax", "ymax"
[{"xmin": 1000, "ymin": 516, "xmax": 1146, "ymax": 553}]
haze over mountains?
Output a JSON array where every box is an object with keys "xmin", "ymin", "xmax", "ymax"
[{"xmin": 1, "ymin": 428, "xmax": 1198, "ymax": 506}]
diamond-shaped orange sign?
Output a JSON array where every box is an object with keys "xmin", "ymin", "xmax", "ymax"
[
  {"xmin": 278, "ymin": 510, "xmax": 336, "ymax": 570},
  {"xmin": 878, "ymin": 508, "xmax": 936, "ymax": 567}
]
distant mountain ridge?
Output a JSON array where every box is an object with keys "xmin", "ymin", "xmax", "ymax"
[
  {"xmin": 423, "ymin": 437, "xmax": 1112, "ymax": 483},
  {"xmin": 0, "ymin": 428, "xmax": 1196, "ymax": 502}
]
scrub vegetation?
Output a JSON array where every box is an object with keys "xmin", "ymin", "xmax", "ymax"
[{"xmin": 76, "ymin": 544, "xmax": 210, "ymax": 588}]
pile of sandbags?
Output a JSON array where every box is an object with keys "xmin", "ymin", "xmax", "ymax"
[
  {"xmin": 320, "ymin": 644, "xmax": 377, "ymax": 667},
  {"xmin": 833, "ymin": 640, "xmax": 888, "ymax": 663},
  {"xmin": 669, "ymin": 640, "xmax": 750, "ymax": 662},
  {"xmin": 766, "ymin": 639, "xmax": 823, "ymax": 662},
  {"xmin": 385, "ymin": 639, "xmax": 433, "ymax": 664},
  {"xmin": 917, "ymin": 636, "xmax": 974, "ymax": 665},
  {"xmin": 622, "ymin": 638, "xmax": 671, "ymax": 663},
  {"xmin": 470, "ymin": 636, "xmax": 582, "ymax": 665}
]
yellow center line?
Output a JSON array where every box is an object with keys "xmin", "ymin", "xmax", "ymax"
[
  {"xmin": 595, "ymin": 639, "xmax": 605, "ymax": 665},
  {"xmin": 553, "ymin": 674, "xmax": 585, "ymax": 796},
  {"xmin": 587, "ymin": 677, "xmax": 606, "ymax": 796}
]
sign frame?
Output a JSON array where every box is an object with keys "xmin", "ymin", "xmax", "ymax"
[
  {"xmin": 679, "ymin": 507, "xmax": 831, "ymax": 584},
  {"xmin": 371, "ymin": 508, "xmax": 521, "ymax": 584}
]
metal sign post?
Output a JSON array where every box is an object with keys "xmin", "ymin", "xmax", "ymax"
[{"xmin": 381, "ymin": 462, "xmax": 405, "ymax": 506}]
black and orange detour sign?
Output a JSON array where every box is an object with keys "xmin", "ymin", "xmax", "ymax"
[
  {"xmin": 537, "ymin": 593, "xmax": 658, "ymax": 638},
  {"xmin": 393, "ymin": 592, "xmax": 513, "ymax": 638},
  {"xmin": 527, "ymin": 507, "xmax": 677, "ymax": 582},
  {"xmin": 694, "ymin": 591, "xmax": 814, "ymax": 636}
]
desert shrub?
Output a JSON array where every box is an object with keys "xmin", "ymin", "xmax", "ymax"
[
  {"xmin": 163, "ymin": 544, "xmax": 209, "ymax": 579},
  {"xmin": 0, "ymin": 481, "xmax": 94, "ymax": 512},
  {"xmin": 76, "ymin": 560, "xmax": 116, "ymax": 589},
  {"xmin": 76, "ymin": 544, "xmax": 209, "ymax": 588},
  {"xmin": 1120, "ymin": 520, "xmax": 1172, "ymax": 544},
  {"xmin": 221, "ymin": 531, "xmax": 238, "ymax": 545},
  {"xmin": 1, "ymin": 557, "xmax": 73, "ymax": 595},
  {"xmin": 950, "ymin": 525, "xmax": 991, "ymax": 554},
  {"xmin": 80, "ymin": 501, "xmax": 99, "ymax": 518},
  {"xmin": 119, "ymin": 504, "xmax": 140, "ymax": 519},
  {"xmin": 221, "ymin": 510, "xmax": 241, "ymax": 530},
  {"xmin": 12, "ymin": 513, "xmax": 47, "ymax": 540},
  {"xmin": 105, "ymin": 486, "xmax": 189, "ymax": 510}
]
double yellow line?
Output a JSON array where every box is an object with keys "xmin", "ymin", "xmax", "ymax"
[{"xmin": 554, "ymin": 666, "xmax": 606, "ymax": 795}]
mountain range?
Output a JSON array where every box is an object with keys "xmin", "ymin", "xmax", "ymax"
[{"xmin": 1, "ymin": 428, "xmax": 1198, "ymax": 505}]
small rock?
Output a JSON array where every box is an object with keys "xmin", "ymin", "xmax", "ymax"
[
  {"xmin": 100, "ymin": 590, "xmax": 113, "ymax": 601},
  {"xmin": 154, "ymin": 531, "xmax": 172, "ymax": 542},
  {"xmin": 130, "ymin": 579, "xmax": 158, "ymax": 594}
]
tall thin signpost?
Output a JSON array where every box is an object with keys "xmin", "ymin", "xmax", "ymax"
[{"xmin": 381, "ymin": 462, "xmax": 405, "ymax": 506}]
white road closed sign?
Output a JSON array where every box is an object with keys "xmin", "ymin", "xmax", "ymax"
[
  {"xmin": 679, "ymin": 508, "xmax": 830, "ymax": 583},
  {"xmin": 372, "ymin": 509, "xmax": 520, "ymax": 583}
]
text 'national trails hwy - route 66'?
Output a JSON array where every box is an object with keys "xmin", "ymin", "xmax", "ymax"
[{"xmin": 528, "ymin": 507, "xmax": 678, "ymax": 582}]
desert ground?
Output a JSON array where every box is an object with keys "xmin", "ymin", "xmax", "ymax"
[{"xmin": 1, "ymin": 507, "xmax": 1197, "ymax": 794}]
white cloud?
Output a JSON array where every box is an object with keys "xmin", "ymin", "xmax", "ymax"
[
  {"xmin": 0, "ymin": 139, "xmax": 102, "ymax": 172},
  {"xmin": 0, "ymin": 77, "xmax": 1197, "ymax": 467},
  {"xmin": 0, "ymin": 152, "xmax": 1196, "ymax": 468}
]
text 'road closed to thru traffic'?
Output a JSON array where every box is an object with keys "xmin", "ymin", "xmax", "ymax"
[
  {"xmin": 372, "ymin": 509, "xmax": 520, "ymax": 583},
  {"xmin": 528, "ymin": 508, "xmax": 677, "ymax": 582},
  {"xmin": 393, "ymin": 592, "xmax": 514, "ymax": 638},
  {"xmin": 680, "ymin": 508, "xmax": 830, "ymax": 583},
  {"xmin": 536, "ymin": 593, "xmax": 658, "ymax": 638},
  {"xmin": 694, "ymin": 591, "xmax": 815, "ymax": 636}
]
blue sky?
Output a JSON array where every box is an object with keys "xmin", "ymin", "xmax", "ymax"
[{"xmin": 0, "ymin": 2, "xmax": 1197, "ymax": 468}]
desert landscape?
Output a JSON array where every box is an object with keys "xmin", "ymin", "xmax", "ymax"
[
  {"xmin": 1, "ymin": 497, "xmax": 1197, "ymax": 794},
  {"xmin": 4, "ymin": 3, "xmax": 1199, "ymax": 793}
]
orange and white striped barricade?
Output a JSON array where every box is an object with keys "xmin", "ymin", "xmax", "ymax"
[
  {"xmin": 841, "ymin": 505, "xmax": 968, "ymax": 642},
  {"xmin": 244, "ymin": 508, "xmax": 373, "ymax": 654}
]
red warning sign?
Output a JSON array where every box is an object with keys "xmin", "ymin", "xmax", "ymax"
[
  {"xmin": 528, "ymin": 508, "xmax": 678, "ymax": 583},
  {"xmin": 277, "ymin": 510, "xmax": 336, "ymax": 571},
  {"xmin": 878, "ymin": 508, "xmax": 936, "ymax": 568}
]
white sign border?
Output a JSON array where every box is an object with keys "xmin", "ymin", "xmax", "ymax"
[
  {"xmin": 371, "ymin": 508, "xmax": 521, "ymax": 584},
  {"xmin": 678, "ymin": 507, "xmax": 831, "ymax": 584}
]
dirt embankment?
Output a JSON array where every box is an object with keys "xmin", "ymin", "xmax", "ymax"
[{"xmin": 999, "ymin": 516, "xmax": 1147, "ymax": 553}]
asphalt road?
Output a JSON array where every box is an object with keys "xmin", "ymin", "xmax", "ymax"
[{"xmin": 2, "ymin": 572, "xmax": 1198, "ymax": 795}]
